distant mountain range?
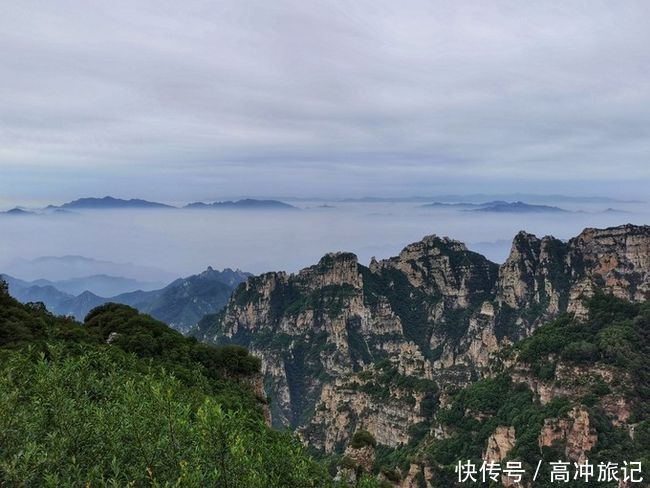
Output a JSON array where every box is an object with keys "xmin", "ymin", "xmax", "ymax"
[
  {"xmin": 474, "ymin": 201, "xmax": 569, "ymax": 213},
  {"xmin": 339, "ymin": 194, "xmax": 643, "ymax": 204},
  {"xmin": 1, "ymin": 274, "xmax": 162, "ymax": 297},
  {"xmin": 422, "ymin": 200, "xmax": 570, "ymax": 213},
  {"xmin": 1, "ymin": 267, "xmax": 250, "ymax": 333},
  {"xmin": 185, "ymin": 198, "xmax": 298, "ymax": 210},
  {"xmin": 2, "ymin": 196, "xmax": 299, "ymax": 214},
  {"xmin": 4, "ymin": 194, "xmax": 640, "ymax": 216}
]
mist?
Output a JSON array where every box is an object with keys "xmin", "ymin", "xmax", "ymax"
[{"xmin": 1, "ymin": 200, "xmax": 648, "ymax": 282}]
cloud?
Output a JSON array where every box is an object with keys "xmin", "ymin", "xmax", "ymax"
[{"xmin": 1, "ymin": 0, "xmax": 649, "ymax": 202}]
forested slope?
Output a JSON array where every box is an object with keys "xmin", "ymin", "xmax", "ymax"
[{"xmin": 0, "ymin": 280, "xmax": 383, "ymax": 486}]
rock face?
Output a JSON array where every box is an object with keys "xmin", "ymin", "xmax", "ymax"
[
  {"xmin": 496, "ymin": 232, "xmax": 569, "ymax": 323},
  {"xmin": 538, "ymin": 407, "xmax": 598, "ymax": 462},
  {"xmin": 193, "ymin": 225, "xmax": 650, "ymax": 452},
  {"xmin": 484, "ymin": 426, "xmax": 516, "ymax": 463},
  {"xmin": 497, "ymin": 225, "xmax": 650, "ymax": 326},
  {"xmin": 342, "ymin": 444, "xmax": 375, "ymax": 476},
  {"xmin": 566, "ymin": 225, "xmax": 650, "ymax": 315},
  {"xmin": 336, "ymin": 431, "xmax": 377, "ymax": 484},
  {"xmin": 398, "ymin": 463, "xmax": 434, "ymax": 488}
]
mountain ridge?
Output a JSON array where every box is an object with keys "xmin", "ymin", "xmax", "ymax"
[
  {"xmin": 185, "ymin": 198, "xmax": 299, "ymax": 210},
  {"xmin": 55, "ymin": 196, "xmax": 173, "ymax": 209},
  {"xmin": 192, "ymin": 224, "xmax": 650, "ymax": 458},
  {"xmin": 3, "ymin": 267, "xmax": 251, "ymax": 332},
  {"xmin": 2, "ymin": 197, "xmax": 300, "ymax": 213},
  {"xmin": 421, "ymin": 200, "xmax": 569, "ymax": 213},
  {"xmin": 1, "ymin": 273, "xmax": 163, "ymax": 297}
]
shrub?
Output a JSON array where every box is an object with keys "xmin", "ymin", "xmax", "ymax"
[
  {"xmin": 351, "ymin": 430, "xmax": 377, "ymax": 449},
  {"xmin": 0, "ymin": 345, "xmax": 329, "ymax": 487}
]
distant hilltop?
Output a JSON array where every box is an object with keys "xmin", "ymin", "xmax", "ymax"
[
  {"xmin": 1, "ymin": 208, "xmax": 35, "ymax": 216},
  {"xmin": 185, "ymin": 198, "xmax": 298, "ymax": 210},
  {"xmin": 422, "ymin": 200, "xmax": 570, "ymax": 213},
  {"xmin": 53, "ymin": 196, "xmax": 173, "ymax": 209}
]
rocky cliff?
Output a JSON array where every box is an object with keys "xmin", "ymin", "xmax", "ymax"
[
  {"xmin": 193, "ymin": 224, "xmax": 650, "ymax": 473},
  {"xmin": 496, "ymin": 224, "xmax": 650, "ymax": 328}
]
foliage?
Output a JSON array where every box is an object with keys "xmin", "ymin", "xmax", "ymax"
[
  {"xmin": 516, "ymin": 293, "xmax": 649, "ymax": 421},
  {"xmin": 517, "ymin": 293, "xmax": 646, "ymax": 375},
  {"xmin": 0, "ymin": 282, "xmax": 386, "ymax": 487},
  {"xmin": 0, "ymin": 345, "xmax": 329, "ymax": 487},
  {"xmin": 86, "ymin": 302, "xmax": 260, "ymax": 376},
  {"xmin": 350, "ymin": 430, "xmax": 377, "ymax": 449}
]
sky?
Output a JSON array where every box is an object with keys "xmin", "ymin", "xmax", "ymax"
[{"xmin": 1, "ymin": 0, "xmax": 650, "ymax": 207}]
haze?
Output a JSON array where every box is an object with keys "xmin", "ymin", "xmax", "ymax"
[
  {"xmin": 2, "ymin": 201, "xmax": 649, "ymax": 280},
  {"xmin": 1, "ymin": 1, "xmax": 648, "ymax": 280}
]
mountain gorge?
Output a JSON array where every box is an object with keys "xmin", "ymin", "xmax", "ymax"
[{"xmin": 193, "ymin": 224, "xmax": 649, "ymax": 485}]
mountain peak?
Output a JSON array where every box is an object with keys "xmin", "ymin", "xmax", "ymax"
[
  {"xmin": 509, "ymin": 230, "xmax": 542, "ymax": 254},
  {"xmin": 317, "ymin": 252, "xmax": 358, "ymax": 266},
  {"xmin": 295, "ymin": 252, "xmax": 362, "ymax": 288}
]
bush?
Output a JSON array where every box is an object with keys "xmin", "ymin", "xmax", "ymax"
[
  {"xmin": 350, "ymin": 430, "xmax": 377, "ymax": 449},
  {"xmin": 0, "ymin": 345, "xmax": 329, "ymax": 487}
]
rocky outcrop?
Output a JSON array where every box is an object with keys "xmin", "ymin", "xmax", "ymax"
[
  {"xmin": 193, "ymin": 224, "xmax": 650, "ymax": 452},
  {"xmin": 496, "ymin": 232, "xmax": 569, "ymax": 331},
  {"xmin": 336, "ymin": 431, "xmax": 377, "ymax": 484},
  {"xmin": 337, "ymin": 443, "xmax": 376, "ymax": 485},
  {"xmin": 566, "ymin": 225, "xmax": 650, "ymax": 315},
  {"xmin": 344, "ymin": 444, "xmax": 375, "ymax": 474},
  {"xmin": 247, "ymin": 373, "xmax": 273, "ymax": 426},
  {"xmin": 538, "ymin": 407, "xmax": 598, "ymax": 462},
  {"xmin": 373, "ymin": 235, "xmax": 498, "ymax": 308},
  {"xmin": 306, "ymin": 379, "xmax": 428, "ymax": 451},
  {"xmin": 398, "ymin": 463, "xmax": 434, "ymax": 488},
  {"xmin": 484, "ymin": 426, "xmax": 516, "ymax": 463},
  {"xmin": 496, "ymin": 225, "xmax": 650, "ymax": 325}
]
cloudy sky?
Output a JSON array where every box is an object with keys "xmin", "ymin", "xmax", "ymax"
[{"xmin": 1, "ymin": 0, "xmax": 649, "ymax": 206}]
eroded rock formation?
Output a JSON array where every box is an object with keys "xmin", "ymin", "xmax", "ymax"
[{"xmin": 193, "ymin": 224, "xmax": 650, "ymax": 453}]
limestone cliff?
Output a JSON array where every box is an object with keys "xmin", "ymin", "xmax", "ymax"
[
  {"xmin": 193, "ymin": 224, "xmax": 650, "ymax": 460},
  {"xmin": 496, "ymin": 224, "xmax": 650, "ymax": 328}
]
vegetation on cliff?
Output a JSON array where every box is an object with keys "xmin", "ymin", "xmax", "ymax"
[{"xmin": 372, "ymin": 294, "xmax": 649, "ymax": 486}]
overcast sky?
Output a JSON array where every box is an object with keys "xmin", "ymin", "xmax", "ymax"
[{"xmin": 1, "ymin": 0, "xmax": 649, "ymax": 206}]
